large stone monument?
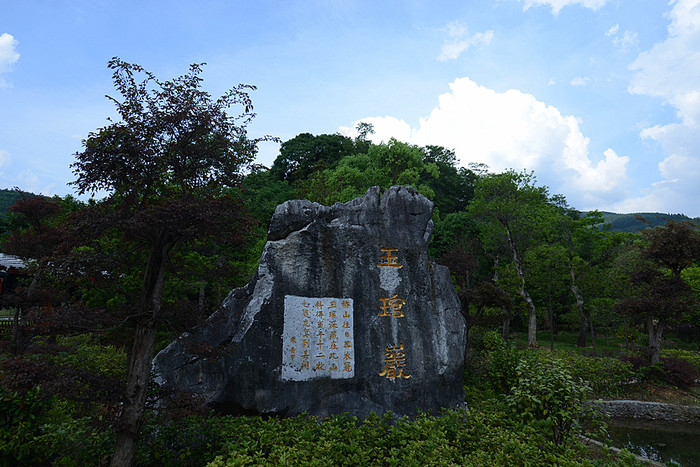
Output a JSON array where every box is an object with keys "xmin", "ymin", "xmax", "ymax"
[{"xmin": 153, "ymin": 186, "xmax": 467, "ymax": 418}]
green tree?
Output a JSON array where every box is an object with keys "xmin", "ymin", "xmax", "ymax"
[
  {"xmin": 297, "ymin": 138, "xmax": 439, "ymax": 205},
  {"xmin": 70, "ymin": 58, "xmax": 270, "ymax": 466},
  {"xmin": 469, "ymin": 170, "xmax": 556, "ymax": 348},
  {"xmin": 270, "ymin": 132, "xmax": 358, "ymax": 183},
  {"xmin": 420, "ymin": 145, "xmax": 476, "ymax": 216},
  {"xmin": 552, "ymin": 203, "xmax": 632, "ymax": 350},
  {"xmin": 524, "ymin": 243, "xmax": 570, "ymax": 351}
]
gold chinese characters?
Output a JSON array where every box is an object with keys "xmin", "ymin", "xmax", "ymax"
[{"xmin": 377, "ymin": 247, "xmax": 412, "ymax": 380}]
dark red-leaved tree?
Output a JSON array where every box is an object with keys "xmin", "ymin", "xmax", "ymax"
[
  {"xmin": 2, "ymin": 194, "xmax": 67, "ymax": 354},
  {"xmin": 614, "ymin": 221, "xmax": 700, "ymax": 364},
  {"xmin": 70, "ymin": 58, "xmax": 275, "ymax": 466},
  {"xmin": 438, "ymin": 242, "xmax": 511, "ymax": 363}
]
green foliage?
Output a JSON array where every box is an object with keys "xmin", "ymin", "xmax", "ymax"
[
  {"xmin": 537, "ymin": 350, "xmax": 635, "ymax": 397},
  {"xmin": 0, "ymin": 386, "xmax": 52, "ymax": 465},
  {"xmin": 464, "ymin": 332, "xmax": 522, "ymax": 397},
  {"xmin": 241, "ymin": 169, "xmax": 295, "ymax": 226},
  {"xmin": 137, "ymin": 413, "xmax": 227, "ymax": 466},
  {"xmin": 429, "ymin": 210, "xmax": 480, "ymax": 259},
  {"xmin": 35, "ymin": 403, "xmax": 113, "ymax": 466},
  {"xmin": 270, "ymin": 132, "xmax": 359, "ymax": 183},
  {"xmin": 203, "ymin": 408, "xmax": 591, "ymax": 466},
  {"xmin": 484, "ymin": 340, "xmax": 523, "ymax": 395},
  {"xmin": 0, "ymin": 188, "xmax": 25, "ymax": 218},
  {"xmin": 0, "ymin": 387, "xmax": 112, "ymax": 466},
  {"xmin": 507, "ymin": 356, "xmax": 592, "ymax": 445},
  {"xmin": 295, "ymin": 138, "xmax": 440, "ymax": 206},
  {"xmin": 53, "ymin": 334, "xmax": 127, "ymax": 379},
  {"xmin": 660, "ymin": 348, "xmax": 700, "ymax": 374}
]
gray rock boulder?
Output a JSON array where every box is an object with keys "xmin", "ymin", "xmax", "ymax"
[{"xmin": 153, "ymin": 186, "xmax": 467, "ymax": 418}]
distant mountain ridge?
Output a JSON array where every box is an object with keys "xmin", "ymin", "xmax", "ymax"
[
  {"xmin": 0, "ymin": 188, "xmax": 25, "ymax": 217},
  {"xmin": 599, "ymin": 211, "xmax": 700, "ymax": 233}
]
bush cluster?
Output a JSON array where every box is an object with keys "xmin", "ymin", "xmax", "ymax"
[
  {"xmin": 144, "ymin": 409, "xmax": 593, "ymax": 467},
  {"xmin": 543, "ymin": 351, "xmax": 636, "ymax": 397},
  {"xmin": 506, "ymin": 357, "xmax": 593, "ymax": 445},
  {"xmin": 0, "ymin": 386, "xmax": 112, "ymax": 465},
  {"xmin": 620, "ymin": 351, "xmax": 699, "ymax": 388},
  {"xmin": 660, "ymin": 348, "xmax": 700, "ymax": 375}
]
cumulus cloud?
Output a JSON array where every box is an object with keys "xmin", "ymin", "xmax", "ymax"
[
  {"xmin": 342, "ymin": 77, "xmax": 629, "ymax": 211},
  {"xmin": 0, "ymin": 33, "xmax": 20, "ymax": 87},
  {"xmin": 629, "ymin": 0, "xmax": 700, "ymax": 125},
  {"xmin": 621, "ymin": 0, "xmax": 700, "ymax": 215},
  {"xmin": 570, "ymin": 76, "xmax": 590, "ymax": 86},
  {"xmin": 519, "ymin": 0, "xmax": 608, "ymax": 15},
  {"xmin": 437, "ymin": 21, "xmax": 494, "ymax": 61}
]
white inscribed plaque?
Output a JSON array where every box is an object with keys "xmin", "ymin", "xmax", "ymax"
[{"xmin": 281, "ymin": 295, "xmax": 354, "ymax": 381}]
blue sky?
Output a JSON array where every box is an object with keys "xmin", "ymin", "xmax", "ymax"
[{"xmin": 2, "ymin": 0, "xmax": 699, "ymax": 216}]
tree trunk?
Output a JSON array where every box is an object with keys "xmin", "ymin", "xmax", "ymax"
[
  {"xmin": 501, "ymin": 311, "xmax": 510, "ymax": 340},
  {"xmin": 648, "ymin": 317, "xmax": 664, "ymax": 365},
  {"xmin": 526, "ymin": 298, "xmax": 537, "ymax": 348},
  {"xmin": 549, "ymin": 305, "xmax": 555, "ymax": 352},
  {"xmin": 572, "ymin": 284, "xmax": 587, "ymax": 347},
  {"xmin": 111, "ymin": 233, "xmax": 170, "ymax": 467},
  {"xmin": 110, "ymin": 320, "xmax": 157, "ymax": 467},
  {"xmin": 10, "ymin": 308, "xmax": 21, "ymax": 356},
  {"xmin": 588, "ymin": 309, "xmax": 598, "ymax": 356},
  {"xmin": 504, "ymin": 225, "xmax": 537, "ymax": 348}
]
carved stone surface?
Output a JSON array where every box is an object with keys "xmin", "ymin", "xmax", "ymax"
[{"xmin": 152, "ymin": 186, "xmax": 467, "ymax": 418}]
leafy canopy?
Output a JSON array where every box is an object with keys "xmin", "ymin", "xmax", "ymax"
[{"xmin": 71, "ymin": 57, "xmax": 269, "ymax": 201}]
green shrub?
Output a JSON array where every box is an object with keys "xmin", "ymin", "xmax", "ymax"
[
  {"xmin": 661, "ymin": 348, "xmax": 700, "ymax": 374},
  {"xmin": 0, "ymin": 386, "xmax": 52, "ymax": 465},
  {"xmin": 615, "ymin": 325, "xmax": 640, "ymax": 343},
  {"xmin": 0, "ymin": 387, "xmax": 111, "ymax": 466},
  {"xmin": 481, "ymin": 330, "xmax": 504, "ymax": 351},
  {"xmin": 544, "ymin": 350, "xmax": 636, "ymax": 397},
  {"xmin": 483, "ymin": 340, "xmax": 523, "ymax": 395},
  {"xmin": 54, "ymin": 334, "xmax": 127, "ymax": 378},
  {"xmin": 36, "ymin": 405, "xmax": 113, "ymax": 466},
  {"xmin": 507, "ymin": 357, "xmax": 592, "ymax": 445},
  {"xmin": 205, "ymin": 408, "xmax": 592, "ymax": 466}
]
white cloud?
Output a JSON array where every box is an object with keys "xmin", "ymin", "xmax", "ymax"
[
  {"xmin": 342, "ymin": 77, "xmax": 629, "ymax": 211},
  {"xmin": 622, "ymin": 0, "xmax": 700, "ymax": 215},
  {"xmin": 520, "ymin": 0, "xmax": 608, "ymax": 15},
  {"xmin": 570, "ymin": 76, "xmax": 590, "ymax": 86},
  {"xmin": 629, "ymin": 0, "xmax": 700, "ymax": 126},
  {"xmin": 340, "ymin": 116, "xmax": 413, "ymax": 143},
  {"xmin": 0, "ymin": 33, "xmax": 20, "ymax": 87},
  {"xmin": 16, "ymin": 169, "xmax": 54, "ymax": 196},
  {"xmin": 606, "ymin": 24, "xmax": 619, "ymax": 37},
  {"xmin": 437, "ymin": 21, "xmax": 493, "ymax": 61},
  {"xmin": 606, "ymin": 24, "xmax": 638, "ymax": 52}
]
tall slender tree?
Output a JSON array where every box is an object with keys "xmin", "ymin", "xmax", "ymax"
[
  {"xmin": 71, "ymin": 58, "xmax": 273, "ymax": 466},
  {"xmin": 469, "ymin": 170, "xmax": 555, "ymax": 348}
]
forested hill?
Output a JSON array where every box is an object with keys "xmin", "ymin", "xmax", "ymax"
[
  {"xmin": 600, "ymin": 211, "xmax": 700, "ymax": 232},
  {"xmin": 0, "ymin": 188, "xmax": 24, "ymax": 216}
]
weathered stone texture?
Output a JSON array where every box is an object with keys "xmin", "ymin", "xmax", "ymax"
[{"xmin": 153, "ymin": 186, "xmax": 466, "ymax": 418}]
